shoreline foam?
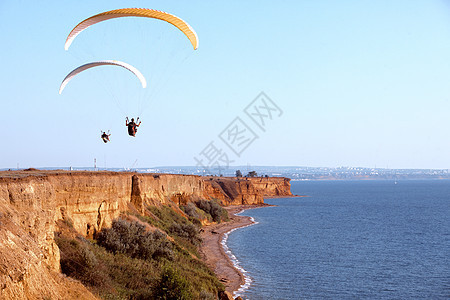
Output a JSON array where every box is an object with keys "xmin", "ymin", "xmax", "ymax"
[
  {"xmin": 200, "ymin": 205, "xmax": 268, "ymax": 296},
  {"xmin": 222, "ymin": 211, "xmax": 259, "ymax": 298}
]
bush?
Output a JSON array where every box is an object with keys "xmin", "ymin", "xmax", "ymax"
[
  {"xmin": 196, "ymin": 199, "xmax": 229, "ymax": 223},
  {"xmin": 169, "ymin": 222, "xmax": 202, "ymax": 246},
  {"xmin": 57, "ymin": 211, "xmax": 224, "ymax": 300},
  {"xmin": 199, "ymin": 290, "xmax": 216, "ymax": 300},
  {"xmin": 96, "ymin": 219, "xmax": 173, "ymax": 260},
  {"xmin": 181, "ymin": 202, "xmax": 213, "ymax": 225},
  {"xmin": 147, "ymin": 205, "xmax": 189, "ymax": 233},
  {"xmin": 246, "ymin": 170, "xmax": 257, "ymax": 177},
  {"xmin": 56, "ymin": 237, "xmax": 109, "ymax": 288},
  {"xmin": 181, "ymin": 202, "xmax": 200, "ymax": 219},
  {"xmin": 154, "ymin": 265, "xmax": 193, "ymax": 300}
]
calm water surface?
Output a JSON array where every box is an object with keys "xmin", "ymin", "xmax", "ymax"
[{"xmin": 228, "ymin": 180, "xmax": 450, "ymax": 299}]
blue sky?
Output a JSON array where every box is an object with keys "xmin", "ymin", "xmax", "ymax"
[{"xmin": 1, "ymin": 0, "xmax": 450, "ymax": 169}]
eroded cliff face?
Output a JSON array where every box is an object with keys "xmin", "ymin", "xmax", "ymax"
[
  {"xmin": 0, "ymin": 170, "xmax": 292, "ymax": 299},
  {"xmin": 203, "ymin": 176, "xmax": 292, "ymax": 205},
  {"xmin": 0, "ymin": 174, "xmax": 97, "ymax": 300},
  {"xmin": 247, "ymin": 176, "xmax": 292, "ymax": 197}
]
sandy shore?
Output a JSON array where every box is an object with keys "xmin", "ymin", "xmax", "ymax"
[{"xmin": 200, "ymin": 205, "xmax": 269, "ymax": 295}]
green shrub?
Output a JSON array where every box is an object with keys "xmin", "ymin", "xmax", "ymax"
[
  {"xmin": 96, "ymin": 219, "xmax": 173, "ymax": 260},
  {"xmin": 154, "ymin": 265, "xmax": 193, "ymax": 300},
  {"xmin": 196, "ymin": 199, "xmax": 229, "ymax": 223},
  {"xmin": 181, "ymin": 202, "xmax": 200, "ymax": 219},
  {"xmin": 92, "ymin": 248, "xmax": 158, "ymax": 298},
  {"xmin": 199, "ymin": 290, "xmax": 216, "ymax": 300},
  {"xmin": 131, "ymin": 288, "xmax": 155, "ymax": 300},
  {"xmin": 181, "ymin": 202, "xmax": 213, "ymax": 225},
  {"xmin": 140, "ymin": 205, "xmax": 204, "ymax": 249},
  {"xmin": 169, "ymin": 222, "xmax": 202, "ymax": 246},
  {"xmin": 56, "ymin": 237, "xmax": 109, "ymax": 288},
  {"xmin": 57, "ymin": 204, "xmax": 225, "ymax": 299},
  {"xmin": 147, "ymin": 205, "xmax": 189, "ymax": 232}
]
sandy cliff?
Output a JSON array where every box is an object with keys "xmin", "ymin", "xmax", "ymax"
[
  {"xmin": 0, "ymin": 170, "xmax": 291, "ymax": 299},
  {"xmin": 203, "ymin": 176, "xmax": 292, "ymax": 205}
]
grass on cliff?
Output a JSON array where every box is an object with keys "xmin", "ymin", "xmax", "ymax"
[
  {"xmin": 194, "ymin": 199, "xmax": 229, "ymax": 223},
  {"xmin": 56, "ymin": 203, "xmax": 224, "ymax": 299},
  {"xmin": 137, "ymin": 200, "xmax": 227, "ymax": 257},
  {"xmin": 174, "ymin": 200, "xmax": 229, "ymax": 226}
]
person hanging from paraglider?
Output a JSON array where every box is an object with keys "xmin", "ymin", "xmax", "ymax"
[
  {"xmin": 126, "ymin": 117, "xmax": 141, "ymax": 137},
  {"xmin": 101, "ymin": 130, "xmax": 111, "ymax": 143}
]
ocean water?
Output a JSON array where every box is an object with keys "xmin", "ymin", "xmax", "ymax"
[{"xmin": 227, "ymin": 180, "xmax": 450, "ymax": 299}]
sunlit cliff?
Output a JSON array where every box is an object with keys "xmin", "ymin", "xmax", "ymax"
[{"xmin": 0, "ymin": 170, "xmax": 291, "ymax": 299}]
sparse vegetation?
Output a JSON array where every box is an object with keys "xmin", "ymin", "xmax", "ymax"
[
  {"xmin": 246, "ymin": 170, "xmax": 257, "ymax": 177},
  {"xmin": 56, "ymin": 236, "xmax": 111, "ymax": 290},
  {"xmin": 96, "ymin": 219, "xmax": 174, "ymax": 260},
  {"xmin": 181, "ymin": 202, "xmax": 211, "ymax": 225},
  {"xmin": 146, "ymin": 205, "xmax": 190, "ymax": 233},
  {"xmin": 139, "ymin": 204, "xmax": 204, "ymax": 257},
  {"xmin": 181, "ymin": 202, "xmax": 201, "ymax": 219},
  {"xmin": 169, "ymin": 222, "xmax": 202, "ymax": 246},
  {"xmin": 154, "ymin": 265, "xmax": 193, "ymax": 300},
  {"xmin": 56, "ymin": 201, "xmax": 225, "ymax": 299},
  {"xmin": 196, "ymin": 199, "xmax": 229, "ymax": 223}
]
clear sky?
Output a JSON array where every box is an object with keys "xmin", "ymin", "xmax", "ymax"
[{"xmin": 1, "ymin": 0, "xmax": 450, "ymax": 170}]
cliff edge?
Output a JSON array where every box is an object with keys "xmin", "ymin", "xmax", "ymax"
[{"xmin": 0, "ymin": 170, "xmax": 291, "ymax": 299}]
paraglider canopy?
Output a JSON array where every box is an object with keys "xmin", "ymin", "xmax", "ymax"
[
  {"xmin": 65, "ymin": 8, "xmax": 199, "ymax": 51},
  {"xmin": 59, "ymin": 60, "xmax": 147, "ymax": 94}
]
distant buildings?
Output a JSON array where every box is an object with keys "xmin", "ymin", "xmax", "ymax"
[{"xmin": 150, "ymin": 166, "xmax": 450, "ymax": 180}]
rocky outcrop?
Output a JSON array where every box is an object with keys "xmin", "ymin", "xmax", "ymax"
[
  {"xmin": 203, "ymin": 178, "xmax": 263, "ymax": 205},
  {"xmin": 247, "ymin": 176, "xmax": 292, "ymax": 197},
  {"xmin": 0, "ymin": 170, "xmax": 292, "ymax": 299},
  {"xmin": 203, "ymin": 176, "xmax": 292, "ymax": 205}
]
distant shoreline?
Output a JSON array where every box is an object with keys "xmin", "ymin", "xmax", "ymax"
[
  {"xmin": 290, "ymin": 177, "xmax": 450, "ymax": 181},
  {"xmin": 264, "ymin": 195, "xmax": 307, "ymax": 199}
]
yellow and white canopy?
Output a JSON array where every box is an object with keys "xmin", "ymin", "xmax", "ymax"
[{"xmin": 65, "ymin": 8, "xmax": 199, "ymax": 50}]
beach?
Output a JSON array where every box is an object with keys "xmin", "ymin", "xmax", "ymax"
[{"xmin": 200, "ymin": 205, "xmax": 264, "ymax": 294}]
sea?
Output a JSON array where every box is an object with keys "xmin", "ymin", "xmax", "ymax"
[{"xmin": 226, "ymin": 180, "xmax": 450, "ymax": 299}]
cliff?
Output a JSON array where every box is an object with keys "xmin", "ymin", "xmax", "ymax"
[
  {"xmin": 203, "ymin": 176, "xmax": 292, "ymax": 205},
  {"xmin": 0, "ymin": 170, "xmax": 291, "ymax": 299}
]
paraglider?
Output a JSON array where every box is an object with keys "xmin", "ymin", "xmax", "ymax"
[
  {"xmin": 59, "ymin": 60, "xmax": 147, "ymax": 94},
  {"xmin": 126, "ymin": 117, "xmax": 141, "ymax": 137},
  {"xmin": 60, "ymin": 8, "xmax": 198, "ymax": 141},
  {"xmin": 101, "ymin": 131, "xmax": 111, "ymax": 143},
  {"xmin": 64, "ymin": 8, "xmax": 199, "ymax": 51}
]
